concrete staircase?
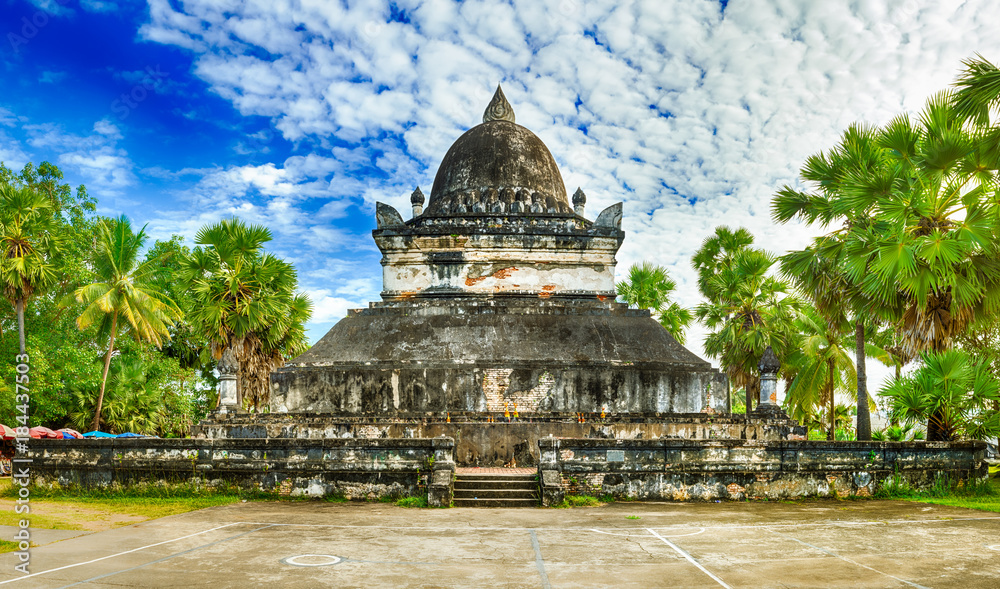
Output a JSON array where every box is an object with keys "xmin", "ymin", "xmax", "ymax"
[{"xmin": 453, "ymin": 471, "xmax": 539, "ymax": 507}]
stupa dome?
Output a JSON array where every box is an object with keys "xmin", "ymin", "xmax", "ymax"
[{"xmin": 424, "ymin": 86, "xmax": 573, "ymax": 217}]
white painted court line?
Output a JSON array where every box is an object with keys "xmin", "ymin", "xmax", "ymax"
[
  {"xmin": 54, "ymin": 525, "xmax": 276, "ymax": 589},
  {"xmin": 0, "ymin": 523, "xmax": 244, "ymax": 585},
  {"xmin": 646, "ymin": 528, "xmax": 733, "ymax": 589},
  {"xmin": 589, "ymin": 527, "xmax": 705, "ymax": 537},
  {"xmin": 529, "ymin": 530, "xmax": 552, "ymax": 589},
  {"xmin": 772, "ymin": 530, "xmax": 931, "ymax": 589}
]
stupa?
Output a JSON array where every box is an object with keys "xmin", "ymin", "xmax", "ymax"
[{"xmin": 269, "ymin": 86, "xmax": 728, "ymax": 417}]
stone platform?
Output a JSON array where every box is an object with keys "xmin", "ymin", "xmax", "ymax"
[
  {"xmin": 270, "ymin": 298, "xmax": 728, "ymax": 418},
  {"xmin": 193, "ymin": 411, "xmax": 807, "ymax": 467}
]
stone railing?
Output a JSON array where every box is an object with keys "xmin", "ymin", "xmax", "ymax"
[
  {"xmin": 537, "ymin": 437, "xmax": 986, "ymax": 505},
  {"xmin": 24, "ymin": 436, "xmax": 455, "ymax": 507}
]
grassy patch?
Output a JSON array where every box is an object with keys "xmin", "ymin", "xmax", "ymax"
[
  {"xmin": 557, "ymin": 495, "xmax": 603, "ymax": 508},
  {"xmin": 0, "ymin": 540, "xmax": 35, "ymax": 554},
  {"xmin": 877, "ymin": 474, "xmax": 1000, "ymax": 512},
  {"xmin": 625, "ymin": 515, "xmax": 641, "ymax": 520},
  {"xmin": 0, "ymin": 509, "xmax": 86, "ymax": 530},
  {"xmin": 0, "ymin": 479, "xmax": 253, "ymax": 530},
  {"xmin": 395, "ymin": 496, "xmax": 428, "ymax": 508}
]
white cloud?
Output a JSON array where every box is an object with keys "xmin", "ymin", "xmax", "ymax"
[
  {"xmin": 20, "ymin": 120, "xmax": 135, "ymax": 196},
  {"xmin": 38, "ymin": 70, "xmax": 67, "ymax": 84},
  {"xmin": 135, "ymin": 0, "xmax": 1000, "ymax": 387},
  {"xmin": 80, "ymin": 0, "xmax": 117, "ymax": 12},
  {"xmin": 305, "ymin": 289, "xmax": 365, "ymax": 323}
]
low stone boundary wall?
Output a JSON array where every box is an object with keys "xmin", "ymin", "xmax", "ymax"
[
  {"xmin": 24, "ymin": 437, "xmax": 456, "ymax": 507},
  {"xmin": 537, "ymin": 438, "xmax": 987, "ymax": 505}
]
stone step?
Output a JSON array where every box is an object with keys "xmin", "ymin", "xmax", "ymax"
[
  {"xmin": 452, "ymin": 498, "xmax": 540, "ymax": 508},
  {"xmin": 454, "ymin": 474, "xmax": 536, "ymax": 482},
  {"xmin": 453, "ymin": 471, "xmax": 539, "ymax": 506},
  {"xmin": 453, "ymin": 488, "xmax": 538, "ymax": 500},
  {"xmin": 454, "ymin": 479, "xmax": 537, "ymax": 491}
]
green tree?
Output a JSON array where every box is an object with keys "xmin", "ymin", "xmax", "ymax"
[
  {"xmin": 774, "ymin": 75, "xmax": 1000, "ymax": 440},
  {"xmin": 0, "ymin": 184, "xmax": 58, "ymax": 355},
  {"xmin": 70, "ymin": 215, "xmax": 180, "ymax": 431},
  {"xmin": 145, "ymin": 237, "xmax": 214, "ymax": 381},
  {"xmin": 616, "ymin": 261, "xmax": 693, "ymax": 344},
  {"xmin": 881, "ymin": 349, "xmax": 1000, "ymax": 441},
  {"xmin": 695, "ymin": 243, "xmax": 799, "ymax": 413},
  {"xmin": 179, "ymin": 218, "xmax": 311, "ymax": 412},
  {"xmin": 0, "ymin": 162, "xmax": 100, "ymax": 427},
  {"xmin": 772, "ymin": 123, "xmax": 908, "ymax": 441},
  {"xmin": 67, "ymin": 346, "xmax": 205, "ymax": 436},
  {"xmin": 784, "ymin": 306, "xmax": 867, "ymax": 440},
  {"xmin": 855, "ymin": 96, "xmax": 1000, "ymax": 360},
  {"xmin": 691, "ymin": 226, "xmax": 755, "ymax": 304}
]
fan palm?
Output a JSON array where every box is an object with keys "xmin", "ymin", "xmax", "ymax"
[
  {"xmin": 784, "ymin": 305, "xmax": 867, "ymax": 440},
  {"xmin": 68, "ymin": 357, "xmax": 160, "ymax": 435},
  {"xmin": 71, "ymin": 215, "xmax": 180, "ymax": 431},
  {"xmin": 0, "ymin": 184, "xmax": 58, "ymax": 355},
  {"xmin": 881, "ymin": 349, "xmax": 1000, "ymax": 441},
  {"xmin": 772, "ymin": 123, "xmax": 906, "ymax": 440},
  {"xmin": 858, "ymin": 95, "xmax": 1000, "ymax": 353},
  {"xmin": 179, "ymin": 218, "xmax": 311, "ymax": 411},
  {"xmin": 616, "ymin": 262, "xmax": 692, "ymax": 344},
  {"xmin": 696, "ymin": 246, "xmax": 800, "ymax": 412},
  {"xmin": 692, "ymin": 226, "xmax": 755, "ymax": 305}
]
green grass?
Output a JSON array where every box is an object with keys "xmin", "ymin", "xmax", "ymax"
[
  {"xmin": 0, "ymin": 540, "xmax": 35, "ymax": 554},
  {"xmin": 625, "ymin": 515, "xmax": 641, "ymax": 520},
  {"xmin": 0, "ymin": 479, "xmax": 302, "ymax": 529},
  {"xmin": 877, "ymin": 474, "xmax": 1000, "ymax": 512},
  {"xmin": 557, "ymin": 495, "xmax": 603, "ymax": 508},
  {"xmin": 0, "ymin": 509, "xmax": 87, "ymax": 530},
  {"xmin": 395, "ymin": 496, "xmax": 428, "ymax": 508}
]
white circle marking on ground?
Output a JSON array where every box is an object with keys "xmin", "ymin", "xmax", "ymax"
[{"xmin": 282, "ymin": 554, "xmax": 344, "ymax": 567}]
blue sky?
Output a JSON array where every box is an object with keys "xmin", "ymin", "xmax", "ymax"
[{"xmin": 3, "ymin": 0, "xmax": 1000, "ymax": 394}]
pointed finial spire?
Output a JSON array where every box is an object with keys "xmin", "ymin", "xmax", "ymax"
[
  {"xmin": 483, "ymin": 84, "xmax": 515, "ymax": 124},
  {"xmin": 572, "ymin": 187, "xmax": 586, "ymax": 216},
  {"xmin": 410, "ymin": 187, "xmax": 425, "ymax": 217},
  {"xmin": 410, "ymin": 187, "xmax": 425, "ymax": 205}
]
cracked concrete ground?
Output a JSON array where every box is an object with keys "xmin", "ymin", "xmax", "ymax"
[{"xmin": 0, "ymin": 499, "xmax": 998, "ymax": 588}]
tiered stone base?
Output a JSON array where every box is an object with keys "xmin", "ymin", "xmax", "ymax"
[
  {"xmin": 270, "ymin": 298, "xmax": 729, "ymax": 416},
  {"xmin": 193, "ymin": 411, "xmax": 807, "ymax": 467}
]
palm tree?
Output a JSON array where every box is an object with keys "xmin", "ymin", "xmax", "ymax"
[
  {"xmin": 691, "ymin": 226, "xmax": 755, "ymax": 304},
  {"xmin": 784, "ymin": 306, "xmax": 858, "ymax": 440},
  {"xmin": 862, "ymin": 96, "xmax": 1000, "ymax": 354},
  {"xmin": 71, "ymin": 215, "xmax": 180, "ymax": 431},
  {"xmin": 0, "ymin": 183, "xmax": 58, "ymax": 355},
  {"xmin": 692, "ymin": 226, "xmax": 755, "ymax": 411},
  {"xmin": 881, "ymin": 349, "xmax": 1000, "ymax": 441},
  {"xmin": 179, "ymin": 218, "xmax": 311, "ymax": 412},
  {"xmin": 772, "ymin": 123, "xmax": 906, "ymax": 440},
  {"xmin": 953, "ymin": 54, "xmax": 1000, "ymax": 128},
  {"xmin": 616, "ymin": 262, "xmax": 693, "ymax": 344},
  {"xmin": 68, "ymin": 356, "xmax": 161, "ymax": 435},
  {"xmin": 695, "ymin": 246, "xmax": 800, "ymax": 413}
]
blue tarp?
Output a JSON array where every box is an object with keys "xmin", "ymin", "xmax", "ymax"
[
  {"xmin": 82, "ymin": 431, "xmax": 115, "ymax": 438},
  {"xmin": 115, "ymin": 432, "xmax": 145, "ymax": 438}
]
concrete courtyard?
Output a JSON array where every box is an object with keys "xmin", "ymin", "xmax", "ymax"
[{"xmin": 1, "ymin": 499, "xmax": 998, "ymax": 588}]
